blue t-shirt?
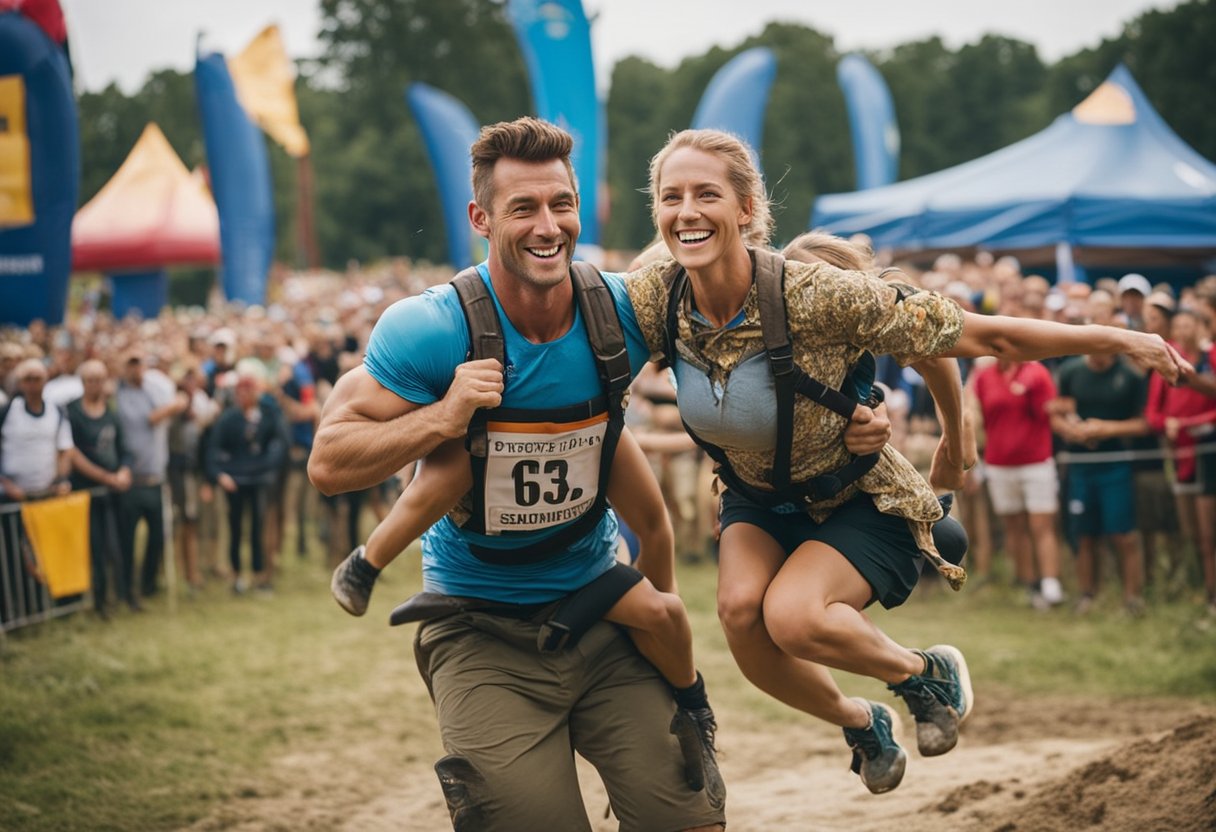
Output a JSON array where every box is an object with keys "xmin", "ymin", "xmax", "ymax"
[{"xmin": 364, "ymin": 263, "xmax": 651, "ymax": 603}]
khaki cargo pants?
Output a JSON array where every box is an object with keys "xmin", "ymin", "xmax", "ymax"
[{"xmin": 414, "ymin": 611, "xmax": 726, "ymax": 831}]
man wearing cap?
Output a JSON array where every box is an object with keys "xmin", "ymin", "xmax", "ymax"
[
  {"xmin": 0, "ymin": 358, "xmax": 74, "ymax": 625},
  {"xmin": 203, "ymin": 329, "xmax": 237, "ymax": 396},
  {"xmin": 1116, "ymin": 273, "xmax": 1153, "ymax": 331}
]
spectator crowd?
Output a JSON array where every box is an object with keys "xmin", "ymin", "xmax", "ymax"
[{"xmin": 1, "ymin": 251, "xmax": 1214, "ymax": 629}]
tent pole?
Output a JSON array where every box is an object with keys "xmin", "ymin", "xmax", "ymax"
[{"xmin": 296, "ymin": 154, "xmax": 319, "ymax": 269}]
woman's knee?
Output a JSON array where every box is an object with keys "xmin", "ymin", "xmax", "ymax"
[{"xmin": 763, "ymin": 594, "xmax": 833, "ymax": 661}]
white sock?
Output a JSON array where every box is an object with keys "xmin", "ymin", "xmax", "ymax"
[{"xmin": 1040, "ymin": 576, "xmax": 1064, "ymax": 603}]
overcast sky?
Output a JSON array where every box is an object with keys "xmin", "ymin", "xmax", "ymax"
[{"xmin": 59, "ymin": 0, "xmax": 1178, "ymax": 95}]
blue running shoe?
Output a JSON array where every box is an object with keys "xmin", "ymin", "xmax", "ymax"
[
  {"xmin": 889, "ymin": 644, "xmax": 974, "ymax": 756},
  {"xmin": 842, "ymin": 698, "xmax": 906, "ymax": 794}
]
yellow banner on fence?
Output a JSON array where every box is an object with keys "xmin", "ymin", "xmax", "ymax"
[{"xmin": 21, "ymin": 492, "xmax": 91, "ymax": 599}]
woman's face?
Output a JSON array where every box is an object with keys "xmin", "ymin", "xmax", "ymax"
[
  {"xmin": 655, "ymin": 147, "xmax": 751, "ymax": 273},
  {"xmin": 1170, "ymin": 313, "xmax": 1198, "ymax": 347},
  {"xmin": 1143, "ymin": 304, "xmax": 1170, "ymax": 336}
]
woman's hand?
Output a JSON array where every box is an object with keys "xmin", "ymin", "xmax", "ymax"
[
  {"xmin": 843, "ymin": 403, "xmax": 891, "ymax": 455},
  {"xmin": 1125, "ymin": 332, "xmax": 1192, "ymax": 383}
]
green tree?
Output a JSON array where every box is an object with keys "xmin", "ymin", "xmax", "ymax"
[
  {"xmin": 1047, "ymin": 0, "xmax": 1216, "ymax": 162},
  {"xmin": 309, "ymin": 0, "xmax": 531, "ymax": 266},
  {"xmin": 879, "ymin": 35, "xmax": 1049, "ymax": 181}
]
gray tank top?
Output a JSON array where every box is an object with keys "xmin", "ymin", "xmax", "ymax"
[{"xmin": 672, "ymin": 351, "xmax": 777, "ymax": 453}]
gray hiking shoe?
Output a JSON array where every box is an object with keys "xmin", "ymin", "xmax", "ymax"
[
  {"xmin": 889, "ymin": 644, "xmax": 974, "ymax": 757},
  {"xmin": 842, "ymin": 698, "xmax": 906, "ymax": 794},
  {"xmin": 331, "ymin": 546, "xmax": 380, "ymax": 616},
  {"xmin": 670, "ymin": 706, "xmax": 726, "ymax": 810}
]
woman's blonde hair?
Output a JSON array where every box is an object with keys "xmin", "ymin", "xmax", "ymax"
[
  {"xmin": 782, "ymin": 231, "xmax": 873, "ymax": 270},
  {"xmin": 648, "ymin": 129, "xmax": 774, "ymax": 247}
]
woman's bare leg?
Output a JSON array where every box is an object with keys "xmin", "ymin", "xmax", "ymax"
[{"xmin": 716, "ymin": 523, "xmax": 870, "ymax": 729}]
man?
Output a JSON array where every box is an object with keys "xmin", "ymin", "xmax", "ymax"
[
  {"xmin": 0, "ymin": 358, "xmax": 73, "ymax": 624},
  {"xmin": 67, "ymin": 359, "xmax": 133, "ymax": 616},
  {"xmin": 310, "ymin": 117, "xmax": 727, "ymax": 831},
  {"xmin": 115, "ymin": 351, "xmax": 187, "ymax": 603},
  {"xmin": 1050, "ymin": 353, "xmax": 1149, "ymax": 613},
  {"xmin": 206, "ymin": 363, "xmax": 288, "ymax": 595},
  {"xmin": 1116, "ymin": 272, "xmax": 1152, "ymax": 331},
  {"xmin": 0, "ymin": 358, "xmax": 73, "ymax": 501}
]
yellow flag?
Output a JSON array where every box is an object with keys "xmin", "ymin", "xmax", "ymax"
[
  {"xmin": 21, "ymin": 492, "xmax": 92, "ymax": 599},
  {"xmin": 0, "ymin": 74, "xmax": 34, "ymax": 227},
  {"xmin": 228, "ymin": 24, "xmax": 311, "ymax": 158}
]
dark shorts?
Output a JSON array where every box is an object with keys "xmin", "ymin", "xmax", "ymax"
[
  {"xmin": 1066, "ymin": 461, "xmax": 1136, "ymax": 538},
  {"xmin": 1133, "ymin": 467, "xmax": 1177, "ymax": 532},
  {"xmin": 1199, "ymin": 442, "xmax": 1216, "ymax": 497},
  {"xmin": 719, "ymin": 490, "xmax": 928, "ymax": 610}
]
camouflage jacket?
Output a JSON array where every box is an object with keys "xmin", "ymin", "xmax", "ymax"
[{"xmin": 624, "ymin": 253, "xmax": 965, "ymax": 559}]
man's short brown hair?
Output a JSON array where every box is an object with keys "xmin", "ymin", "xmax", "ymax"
[{"xmin": 470, "ymin": 117, "xmax": 577, "ymax": 211}]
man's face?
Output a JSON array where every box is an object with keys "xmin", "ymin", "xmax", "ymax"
[
  {"xmin": 80, "ymin": 366, "xmax": 108, "ymax": 399},
  {"xmin": 17, "ymin": 367, "xmax": 46, "ymax": 399},
  {"xmin": 471, "ymin": 157, "xmax": 580, "ymax": 291},
  {"xmin": 1121, "ymin": 291, "xmax": 1145, "ymax": 316},
  {"xmin": 124, "ymin": 356, "xmax": 144, "ymax": 385},
  {"xmin": 235, "ymin": 379, "xmax": 259, "ymax": 410}
]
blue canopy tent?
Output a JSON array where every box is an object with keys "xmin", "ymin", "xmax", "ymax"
[{"xmin": 812, "ymin": 66, "xmax": 1216, "ymax": 277}]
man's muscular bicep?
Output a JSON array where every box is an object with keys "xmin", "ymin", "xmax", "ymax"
[
  {"xmin": 319, "ymin": 366, "xmax": 422, "ymax": 425},
  {"xmin": 310, "ymin": 366, "xmax": 425, "ymax": 494}
]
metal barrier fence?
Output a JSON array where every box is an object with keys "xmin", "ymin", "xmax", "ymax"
[{"xmin": 0, "ymin": 490, "xmax": 98, "ymax": 637}]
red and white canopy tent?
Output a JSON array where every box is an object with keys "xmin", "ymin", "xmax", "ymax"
[{"xmin": 72, "ymin": 123, "xmax": 219, "ymax": 316}]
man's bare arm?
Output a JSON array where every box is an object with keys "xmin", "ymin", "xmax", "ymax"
[{"xmin": 308, "ymin": 360, "xmax": 503, "ymax": 496}]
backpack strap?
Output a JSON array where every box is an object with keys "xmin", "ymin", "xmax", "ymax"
[
  {"xmin": 659, "ymin": 262, "xmax": 687, "ymax": 371},
  {"xmin": 753, "ymin": 248, "xmax": 796, "ymax": 491},
  {"xmin": 661, "ymin": 250, "xmax": 880, "ymax": 504},
  {"xmin": 451, "ymin": 267, "xmax": 503, "ymax": 531},
  {"xmin": 753, "ymin": 248, "xmax": 864, "ymax": 490}
]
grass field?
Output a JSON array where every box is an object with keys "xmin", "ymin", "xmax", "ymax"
[{"xmin": 2, "ymin": 548, "xmax": 1214, "ymax": 832}]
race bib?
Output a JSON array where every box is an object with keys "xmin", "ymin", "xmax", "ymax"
[{"xmin": 483, "ymin": 413, "xmax": 608, "ymax": 534}]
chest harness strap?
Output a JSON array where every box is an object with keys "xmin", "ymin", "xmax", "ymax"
[
  {"xmin": 450, "ymin": 264, "xmax": 631, "ymax": 565},
  {"xmin": 662, "ymin": 248, "xmax": 882, "ymax": 509}
]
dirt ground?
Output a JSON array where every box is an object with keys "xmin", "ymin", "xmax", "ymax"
[{"xmin": 187, "ymin": 683, "xmax": 1216, "ymax": 832}]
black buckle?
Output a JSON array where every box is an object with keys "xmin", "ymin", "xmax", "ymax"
[
  {"xmin": 767, "ymin": 343, "xmax": 795, "ymax": 377},
  {"xmin": 537, "ymin": 620, "xmax": 572, "ymax": 653},
  {"xmin": 808, "ymin": 474, "xmax": 844, "ymax": 500},
  {"xmin": 602, "ymin": 348, "xmax": 633, "ymax": 392}
]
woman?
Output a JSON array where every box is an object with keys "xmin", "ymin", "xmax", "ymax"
[
  {"xmin": 1145, "ymin": 308, "xmax": 1216, "ymax": 610},
  {"xmin": 623, "ymin": 129, "xmax": 1189, "ymax": 794},
  {"xmin": 970, "ymin": 356, "xmax": 1064, "ymax": 608}
]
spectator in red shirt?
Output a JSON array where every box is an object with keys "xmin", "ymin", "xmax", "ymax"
[
  {"xmin": 972, "ymin": 359, "xmax": 1064, "ymax": 608},
  {"xmin": 1145, "ymin": 309, "xmax": 1216, "ymax": 609}
]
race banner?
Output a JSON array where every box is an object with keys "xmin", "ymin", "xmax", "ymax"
[
  {"xmin": 406, "ymin": 82, "xmax": 483, "ymax": 270},
  {"xmin": 836, "ymin": 53, "xmax": 900, "ymax": 190},
  {"xmin": 506, "ymin": 0, "xmax": 602, "ymax": 248},
  {"xmin": 691, "ymin": 47, "xmax": 777, "ymax": 173}
]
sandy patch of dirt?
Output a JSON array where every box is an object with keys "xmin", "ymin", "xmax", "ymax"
[{"xmin": 189, "ymin": 685, "xmax": 1215, "ymax": 831}]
